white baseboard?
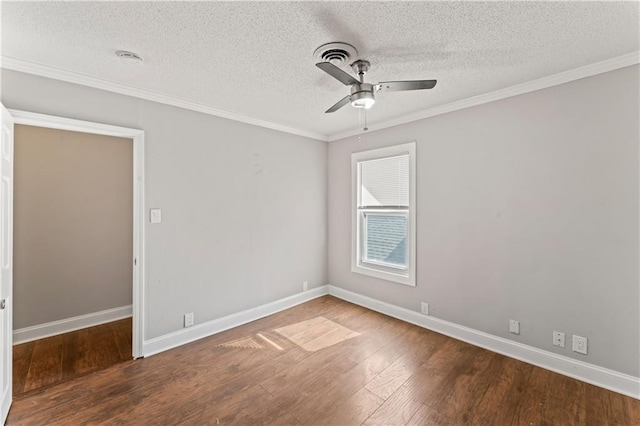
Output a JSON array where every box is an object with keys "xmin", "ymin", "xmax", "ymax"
[
  {"xmin": 13, "ymin": 305, "xmax": 133, "ymax": 345},
  {"xmin": 135, "ymin": 283, "xmax": 638, "ymax": 399},
  {"xmin": 141, "ymin": 286, "xmax": 329, "ymax": 357},
  {"xmin": 326, "ymin": 285, "xmax": 640, "ymax": 400}
]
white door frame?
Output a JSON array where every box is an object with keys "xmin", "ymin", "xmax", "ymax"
[
  {"xmin": 9, "ymin": 109, "xmax": 145, "ymax": 359},
  {"xmin": 1, "ymin": 104, "xmax": 15, "ymax": 425}
]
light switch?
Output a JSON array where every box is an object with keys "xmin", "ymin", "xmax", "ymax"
[{"xmin": 150, "ymin": 208, "xmax": 162, "ymax": 224}]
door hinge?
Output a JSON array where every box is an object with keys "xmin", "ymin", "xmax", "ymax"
[
  {"xmin": 0, "ymin": 299, "xmax": 5, "ymax": 310},
  {"xmin": 134, "ymin": 258, "xmax": 137, "ymax": 266}
]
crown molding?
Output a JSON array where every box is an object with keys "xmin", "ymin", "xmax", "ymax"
[
  {"xmin": 327, "ymin": 51, "xmax": 640, "ymax": 142},
  {"xmin": 0, "ymin": 56, "xmax": 329, "ymax": 142},
  {"xmin": 3, "ymin": 52, "xmax": 637, "ymax": 143}
]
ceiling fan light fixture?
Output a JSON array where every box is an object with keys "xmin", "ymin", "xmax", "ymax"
[
  {"xmin": 350, "ymin": 83, "xmax": 375, "ymax": 109},
  {"xmin": 351, "ymin": 95, "xmax": 375, "ymax": 109}
]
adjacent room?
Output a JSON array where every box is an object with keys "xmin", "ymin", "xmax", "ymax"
[
  {"xmin": 12, "ymin": 125, "xmax": 134, "ymax": 396},
  {"xmin": 0, "ymin": 1, "xmax": 638, "ymax": 424}
]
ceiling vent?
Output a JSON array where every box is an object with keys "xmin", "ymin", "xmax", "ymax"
[{"xmin": 313, "ymin": 42, "xmax": 358, "ymax": 67}]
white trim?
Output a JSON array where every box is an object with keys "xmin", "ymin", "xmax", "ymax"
[
  {"xmin": 326, "ymin": 285, "xmax": 640, "ymax": 400},
  {"xmin": 328, "ymin": 51, "xmax": 640, "ymax": 141},
  {"xmin": 3, "ymin": 52, "xmax": 637, "ymax": 143},
  {"xmin": 142, "ymin": 286, "xmax": 329, "ymax": 357},
  {"xmin": 10, "ymin": 110, "xmax": 146, "ymax": 358},
  {"xmin": 0, "ymin": 391, "xmax": 9, "ymax": 426},
  {"xmin": 351, "ymin": 143, "xmax": 416, "ymax": 287},
  {"xmin": 1, "ymin": 56, "xmax": 328, "ymax": 142},
  {"xmin": 131, "ymin": 123, "xmax": 145, "ymax": 360},
  {"xmin": 8, "ymin": 110, "xmax": 141, "ymax": 138},
  {"xmin": 13, "ymin": 305, "xmax": 132, "ymax": 345},
  {"xmin": 0, "ymin": 103, "xmax": 14, "ymax": 426}
]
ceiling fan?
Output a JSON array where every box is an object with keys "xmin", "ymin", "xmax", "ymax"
[{"xmin": 316, "ymin": 59, "xmax": 437, "ymax": 113}]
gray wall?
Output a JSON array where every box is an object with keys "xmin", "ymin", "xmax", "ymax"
[
  {"xmin": 14, "ymin": 125, "xmax": 133, "ymax": 329},
  {"xmin": 3, "ymin": 64, "xmax": 638, "ymax": 377},
  {"xmin": 328, "ymin": 65, "xmax": 639, "ymax": 377},
  {"xmin": 2, "ymin": 69, "xmax": 328, "ymax": 340}
]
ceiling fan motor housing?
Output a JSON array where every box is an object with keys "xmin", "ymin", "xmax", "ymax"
[{"xmin": 351, "ymin": 60, "xmax": 370, "ymax": 77}]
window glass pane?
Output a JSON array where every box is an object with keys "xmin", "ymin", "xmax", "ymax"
[
  {"xmin": 360, "ymin": 154, "xmax": 409, "ymax": 207},
  {"xmin": 364, "ymin": 214, "xmax": 407, "ymax": 267}
]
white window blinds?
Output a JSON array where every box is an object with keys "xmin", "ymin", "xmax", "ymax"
[{"xmin": 359, "ymin": 154, "xmax": 409, "ymax": 207}]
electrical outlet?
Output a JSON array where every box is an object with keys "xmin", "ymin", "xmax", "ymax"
[
  {"xmin": 509, "ymin": 319, "xmax": 520, "ymax": 335},
  {"xmin": 572, "ymin": 335, "xmax": 588, "ymax": 355},
  {"xmin": 420, "ymin": 302, "xmax": 429, "ymax": 315},
  {"xmin": 184, "ymin": 312, "xmax": 194, "ymax": 328},
  {"xmin": 553, "ymin": 331, "xmax": 565, "ymax": 348},
  {"xmin": 302, "ymin": 281, "xmax": 308, "ymax": 291}
]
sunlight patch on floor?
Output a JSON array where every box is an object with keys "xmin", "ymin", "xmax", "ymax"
[
  {"xmin": 274, "ymin": 316, "xmax": 360, "ymax": 352},
  {"xmin": 216, "ymin": 336, "xmax": 264, "ymax": 349}
]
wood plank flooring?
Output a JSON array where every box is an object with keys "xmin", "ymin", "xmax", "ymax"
[
  {"xmin": 13, "ymin": 318, "xmax": 132, "ymax": 397},
  {"xmin": 7, "ymin": 297, "xmax": 639, "ymax": 425}
]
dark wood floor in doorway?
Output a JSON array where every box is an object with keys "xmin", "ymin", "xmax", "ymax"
[
  {"xmin": 13, "ymin": 318, "xmax": 132, "ymax": 396},
  {"xmin": 7, "ymin": 298, "xmax": 639, "ymax": 425}
]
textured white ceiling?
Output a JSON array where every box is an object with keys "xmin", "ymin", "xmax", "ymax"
[{"xmin": 1, "ymin": 1, "xmax": 638, "ymax": 140}]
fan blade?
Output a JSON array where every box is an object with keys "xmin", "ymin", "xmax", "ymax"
[
  {"xmin": 378, "ymin": 80, "xmax": 437, "ymax": 92},
  {"xmin": 316, "ymin": 62, "xmax": 359, "ymax": 86},
  {"xmin": 325, "ymin": 95, "xmax": 351, "ymax": 113}
]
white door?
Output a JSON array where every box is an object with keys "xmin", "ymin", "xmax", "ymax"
[{"xmin": 0, "ymin": 104, "xmax": 14, "ymax": 424}]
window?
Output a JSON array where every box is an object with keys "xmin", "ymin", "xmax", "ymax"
[{"xmin": 351, "ymin": 142, "xmax": 416, "ymax": 286}]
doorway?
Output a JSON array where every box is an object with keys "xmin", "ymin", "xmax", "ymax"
[
  {"xmin": 8, "ymin": 111, "xmax": 145, "ymax": 395},
  {"xmin": 13, "ymin": 124, "xmax": 134, "ymax": 395}
]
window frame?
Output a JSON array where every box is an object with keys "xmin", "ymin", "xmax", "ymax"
[{"xmin": 351, "ymin": 142, "xmax": 416, "ymax": 287}]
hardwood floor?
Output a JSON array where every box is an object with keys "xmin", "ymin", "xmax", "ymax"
[
  {"xmin": 7, "ymin": 297, "xmax": 639, "ymax": 425},
  {"xmin": 13, "ymin": 318, "xmax": 132, "ymax": 397}
]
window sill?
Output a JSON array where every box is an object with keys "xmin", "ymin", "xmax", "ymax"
[{"xmin": 351, "ymin": 263, "xmax": 416, "ymax": 287}]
